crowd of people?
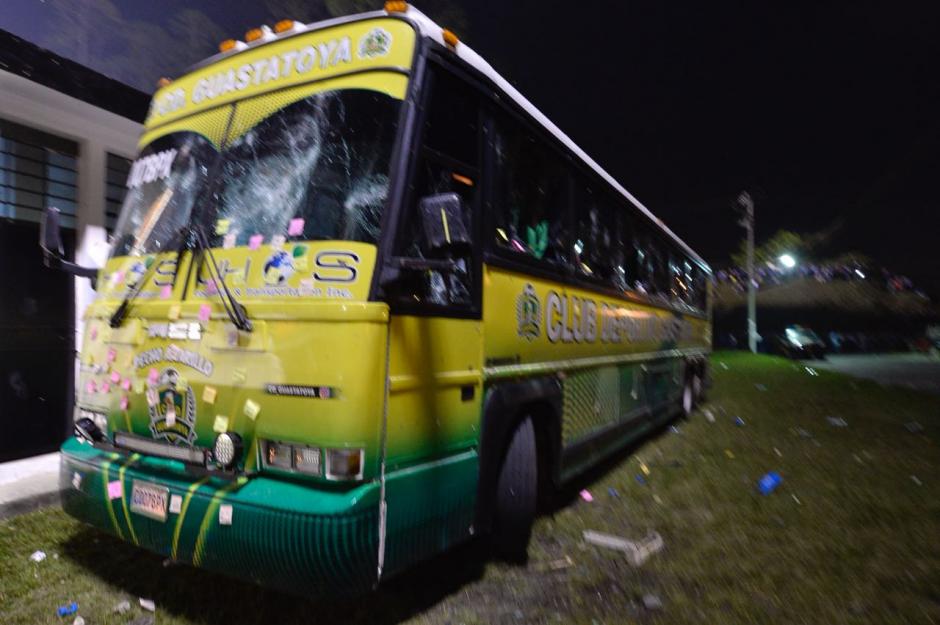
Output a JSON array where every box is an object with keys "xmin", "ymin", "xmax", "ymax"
[{"xmin": 714, "ymin": 261, "xmax": 928, "ymax": 299}]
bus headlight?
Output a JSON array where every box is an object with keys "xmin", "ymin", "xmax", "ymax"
[
  {"xmin": 213, "ymin": 432, "xmax": 243, "ymax": 469},
  {"xmin": 325, "ymin": 448, "xmax": 363, "ymax": 481},
  {"xmin": 293, "ymin": 446, "xmax": 322, "ymax": 476}
]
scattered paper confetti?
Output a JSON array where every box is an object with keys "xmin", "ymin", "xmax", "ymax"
[
  {"xmin": 213, "ymin": 415, "xmax": 229, "ymax": 433},
  {"xmin": 219, "ymin": 504, "xmax": 233, "ymax": 526},
  {"xmin": 725, "ymin": 449, "xmax": 735, "ymax": 459},
  {"xmin": 579, "ymin": 489, "xmax": 593, "ymax": 502},
  {"xmin": 734, "ymin": 417, "xmax": 746, "ymax": 427},
  {"xmin": 774, "ymin": 447, "xmax": 782, "ymax": 457},
  {"xmin": 90, "ymin": 326, "xmax": 98, "ymax": 340},
  {"xmin": 29, "ymin": 550, "xmax": 46, "ymax": 562},
  {"xmin": 85, "ymin": 380, "xmax": 96, "ymax": 394},
  {"xmin": 249, "ymin": 234, "xmax": 263, "ymax": 250},
  {"xmin": 223, "ymin": 231, "xmax": 238, "ymax": 249},
  {"xmin": 110, "ymin": 371, "xmax": 121, "ymax": 384},
  {"xmin": 101, "ymin": 381, "xmax": 111, "ymax": 394},
  {"xmin": 160, "ymin": 285, "xmax": 172, "ymax": 299},
  {"xmin": 653, "ymin": 494, "xmax": 663, "ymax": 505},
  {"xmin": 270, "ymin": 234, "xmax": 286, "ymax": 249},
  {"xmin": 167, "ymin": 304, "xmax": 181, "ymax": 320},
  {"xmin": 120, "ymin": 395, "xmax": 129, "ymax": 410},
  {"xmin": 911, "ymin": 475, "xmax": 922, "ymax": 487},
  {"xmin": 204, "ymin": 279, "xmax": 218, "ymax": 295},
  {"xmin": 288, "ymin": 217, "xmax": 305, "ymax": 236},
  {"xmin": 214, "ymin": 218, "xmax": 231, "ymax": 235},
  {"xmin": 148, "ymin": 368, "xmax": 159, "ymax": 384},
  {"xmin": 198, "ymin": 303, "xmax": 212, "ymax": 323},
  {"xmin": 791, "ymin": 494, "xmax": 801, "ymax": 505},
  {"xmin": 107, "ymin": 480, "xmax": 123, "ymax": 500},
  {"xmin": 139, "ymin": 598, "xmax": 155, "ymax": 612},
  {"xmin": 202, "ymin": 386, "xmax": 217, "ymax": 404},
  {"xmin": 57, "ymin": 602, "xmax": 78, "ymax": 617},
  {"xmin": 169, "ymin": 494, "xmax": 182, "ymax": 514},
  {"xmin": 107, "ymin": 348, "xmax": 117, "ymax": 362},
  {"xmin": 243, "ymin": 398, "xmax": 260, "ymax": 420},
  {"xmin": 639, "ymin": 461, "xmax": 650, "ymax": 476}
]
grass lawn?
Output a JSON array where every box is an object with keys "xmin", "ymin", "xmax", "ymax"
[{"xmin": 1, "ymin": 352, "xmax": 939, "ymax": 624}]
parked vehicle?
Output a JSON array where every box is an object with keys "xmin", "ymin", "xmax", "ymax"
[{"xmin": 773, "ymin": 325, "xmax": 827, "ymax": 359}]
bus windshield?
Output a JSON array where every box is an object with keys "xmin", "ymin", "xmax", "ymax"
[{"xmin": 109, "ymin": 88, "xmax": 401, "ymax": 257}]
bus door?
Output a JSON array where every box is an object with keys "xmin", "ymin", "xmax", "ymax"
[{"xmin": 378, "ymin": 62, "xmax": 485, "ymax": 574}]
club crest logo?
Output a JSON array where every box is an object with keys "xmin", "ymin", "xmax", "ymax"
[
  {"xmin": 358, "ymin": 27, "xmax": 392, "ymax": 58},
  {"xmin": 148, "ymin": 368, "xmax": 197, "ymax": 445},
  {"xmin": 263, "ymin": 249, "xmax": 294, "ymax": 285},
  {"xmin": 516, "ymin": 283, "xmax": 541, "ymax": 341}
]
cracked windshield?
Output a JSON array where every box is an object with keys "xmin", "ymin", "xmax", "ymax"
[{"xmin": 109, "ymin": 88, "xmax": 401, "ymax": 261}]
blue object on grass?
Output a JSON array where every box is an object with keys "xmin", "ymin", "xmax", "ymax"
[
  {"xmin": 734, "ymin": 417, "xmax": 746, "ymax": 427},
  {"xmin": 57, "ymin": 602, "xmax": 78, "ymax": 617},
  {"xmin": 758, "ymin": 472, "xmax": 782, "ymax": 495},
  {"xmin": 635, "ymin": 474, "xmax": 646, "ymax": 485}
]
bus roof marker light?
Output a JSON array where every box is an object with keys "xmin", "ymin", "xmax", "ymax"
[
  {"xmin": 218, "ymin": 39, "xmax": 247, "ymax": 53},
  {"xmin": 442, "ymin": 29, "xmax": 459, "ymax": 49},
  {"xmin": 384, "ymin": 1, "xmax": 408, "ymax": 13},
  {"xmin": 274, "ymin": 19, "xmax": 295, "ymax": 34}
]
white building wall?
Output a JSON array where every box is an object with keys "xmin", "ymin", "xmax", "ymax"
[{"xmin": 0, "ymin": 69, "xmax": 143, "ymax": 376}]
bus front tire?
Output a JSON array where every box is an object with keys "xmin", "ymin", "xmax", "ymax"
[{"xmin": 492, "ymin": 416, "xmax": 538, "ymax": 562}]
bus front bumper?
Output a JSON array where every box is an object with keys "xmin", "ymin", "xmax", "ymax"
[{"xmin": 59, "ymin": 437, "xmax": 380, "ymax": 595}]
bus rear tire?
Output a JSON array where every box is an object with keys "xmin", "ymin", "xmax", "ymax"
[{"xmin": 492, "ymin": 416, "xmax": 538, "ymax": 562}]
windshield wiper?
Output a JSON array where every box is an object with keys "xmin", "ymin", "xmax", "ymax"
[
  {"xmin": 109, "ymin": 226, "xmax": 188, "ymax": 328},
  {"xmin": 192, "ymin": 224, "xmax": 252, "ymax": 333}
]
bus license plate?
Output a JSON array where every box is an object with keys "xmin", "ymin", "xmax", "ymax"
[{"xmin": 130, "ymin": 481, "xmax": 169, "ymax": 522}]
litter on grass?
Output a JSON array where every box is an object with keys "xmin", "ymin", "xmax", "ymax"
[
  {"xmin": 792, "ymin": 494, "xmax": 802, "ymax": 505},
  {"xmin": 773, "ymin": 447, "xmax": 783, "ymax": 457},
  {"xmin": 670, "ymin": 425, "xmax": 681, "ymax": 434},
  {"xmin": 642, "ymin": 593, "xmax": 663, "ymax": 611},
  {"xmin": 579, "ymin": 489, "xmax": 593, "ymax": 502},
  {"xmin": 57, "ymin": 602, "xmax": 78, "ymax": 617},
  {"xmin": 757, "ymin": 472, "xmax": 783, "ymax": 495},
  {"xmin": 734, "ymin": 417, "xmax": 746, "ymax": 427},
  {"xmin": 826, "ymin": 416, "xmax": 848, "ymax": 427},
  {"xmin": 583, "ymin": 530, "xmax": 664, "ymax": 566},
  {"xmin": 608, "ymin": 487, "xmax": 619, "ymax": 498},
  {"xmin": 725, "ymin": 449, "xmax": 735, "ymax": 459},
  {"xmin": 702, "ymin": 408, "xmax": 715, "ymax": 423},
  {"xmin": 536, "ymin": 555, "xmax": 574, "ymax": 572},
  {"xmin": 804, "ymin": 367, "xmax": 819, "ymax": 376},
  {"xmin": 905, "ymin": 422, "xmax": 925, "ymax": 434},
  {"xmin": 72, "ymin": 617, "xmax": 85, "ymax": 625},
  {"xmin": 911, "ymin": 475, "xmax": 923, "ymax": 487},
  {"xmin": 139, "ymin": 598, "xmax": 156, "ymax": 612},
  {"xmin": 635, "ymin": 474, "xmax": 647, "ymax": 485},
  {"xmin": 112, "ymin": 600, "xmax": 131, "ymax": 614},
  {"xmin": 719, "ymin": 362, "xmax": 729, "ymax": 370},
  {"xmin": 29, "ymin": 550, "xmax": 46, "ymax": 562}
]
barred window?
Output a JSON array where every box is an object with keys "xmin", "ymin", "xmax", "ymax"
[{"xmin": 0, "ymin": 117, "xmax": 78, "ymax": 227}]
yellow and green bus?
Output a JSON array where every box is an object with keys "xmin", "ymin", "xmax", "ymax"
[{"xmin": 41, "ymin": 3, "xmax": 711, "ymax": 595}]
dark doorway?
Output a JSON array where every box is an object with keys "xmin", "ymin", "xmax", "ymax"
[{"xmin": 0, "ymin": 220, "xmax": 74, "ymax": 461}]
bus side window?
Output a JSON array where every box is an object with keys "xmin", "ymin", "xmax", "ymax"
[
  {"xmin": 394, "ymin": 67, "xmax": 480, "ymax": 307},
  {"xmin": 492, "ymin": 119, "xmax": 568, "ymax": 264},
  {"xmin": 573, "ymin": 180, "xmax": 620, "ymax": 286}
]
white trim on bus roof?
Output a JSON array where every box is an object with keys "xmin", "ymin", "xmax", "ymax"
[{"xmin": 399, "ymin": 6, "xmax": 708, "ymax": 269}]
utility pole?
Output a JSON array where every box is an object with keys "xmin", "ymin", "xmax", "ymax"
[{"xmin": 737, "ymin": 191, "xmax": 757, "ymax": 353}]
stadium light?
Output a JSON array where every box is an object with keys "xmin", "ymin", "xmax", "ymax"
[{"xmin": 779, "ymin": 253, "xmax": 796, "ymax": 269}]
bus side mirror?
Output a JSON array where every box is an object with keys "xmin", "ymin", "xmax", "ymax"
[
  {"xmin": 39, "ymin": 207, "xmax": 99, "ymax": 284},
  {"xmin": 418, "ymin": 193, "xmax": 471, "ymax": 256}
]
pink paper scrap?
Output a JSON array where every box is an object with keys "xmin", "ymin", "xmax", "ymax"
[
  {"xmin": 205, "ymin": 279, "xmax": 218, "ymax": 295},
  {"xmin": 101, "ymin": 381, "xmax": 111, "ymax": 393},
  {"xmin": 288, "ymin": 218, "xmax": 305, "ymax": 236},
  {"xmin": 85, "ymin": 380, "xmax": 96, "ymax": 394},
  {"xmin": 107, "ymin": 480, "xmax": 123, "ymax": 500},
  {"xmin": 160, "ymin": 285, "xmax": 172, "ymax": 299},
  {"xmin": 120, "ymin": 395, "xmax": 129, "ymax": 410},
  {"xmin": 90, "ymin": 326, "xmax": 98, "ymax": 340},
  {"xmin": 198, "ymin": 304, "xmax": 212, "ymax": 322},
  {"xmin": 148, "ymin": 368, "xmax": 159, "ymax": 384},
  {"xmin": 107, "ymin": 348, "xmax": 117, "ymax": 362},
  {"xmin": 122, "ymin": 378, "xmax": 132, "ymax": 391},
  {"xmin": 110, "ymin": 371, "xmax": 121, "ymax": 384},
  {"xmin": 249, "ymin": 234, "xmax": 264, "ymax": 250},
  {"xmin": 579, "ymin": 489, "xmax": 593, "ymax": 502}
]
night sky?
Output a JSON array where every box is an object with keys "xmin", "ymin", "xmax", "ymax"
[{"xmin": 4, "ymin": 1, "xmax": 939, "ymax": 293}]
